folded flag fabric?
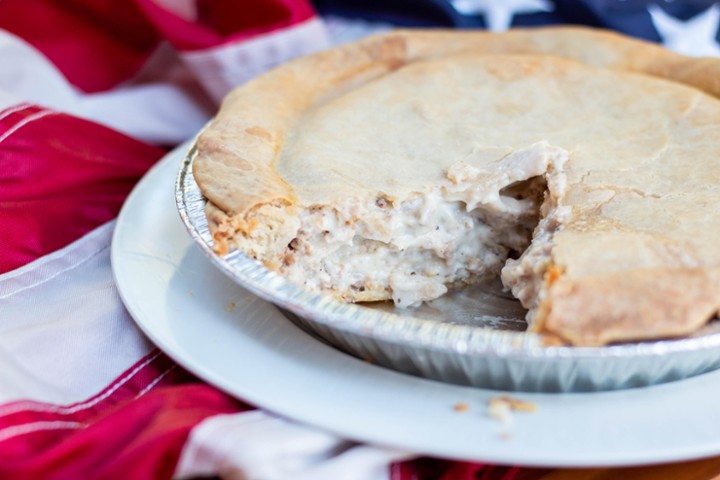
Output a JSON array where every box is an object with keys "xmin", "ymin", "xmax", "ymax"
[{"xmin": 1, "ymin": 1, "xmax": 718, "ymax": 479}]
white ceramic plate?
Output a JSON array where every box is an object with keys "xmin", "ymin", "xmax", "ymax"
[{"xmin": 112, "ymin": 144, "xmax": 720, "ymax": 467}]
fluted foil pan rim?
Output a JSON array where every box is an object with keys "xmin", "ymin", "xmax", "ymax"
[{"xmin": 177, "ymin": 144, "xmax": 720, "ymax": 391}]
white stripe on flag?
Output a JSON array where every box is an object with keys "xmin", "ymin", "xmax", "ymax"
[
  {"xmin": 182, "ymin": 18, "xmax": 331, "ymax": 103},
  {"xmin": 0, "ymin": 222, "xmax": 154, "ymax": 405}
]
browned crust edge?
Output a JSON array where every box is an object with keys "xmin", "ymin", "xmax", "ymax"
[{"xmin": 534, "ymin": 268, "xmax": 720, "ymax": 346}]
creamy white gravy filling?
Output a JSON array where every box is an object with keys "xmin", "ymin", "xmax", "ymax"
[{"xmin": 280, "ymin": 141, "xmax": 568, "ymax": 308}]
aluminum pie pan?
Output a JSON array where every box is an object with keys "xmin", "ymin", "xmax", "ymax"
[{"xmin": 176, "ymin": 145, "xmax": 720, "ymax": 392}]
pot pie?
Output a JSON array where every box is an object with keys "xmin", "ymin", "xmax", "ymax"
[{"xmin": 192, "ymin": 27, "xmax": 720, "ymax": 347}]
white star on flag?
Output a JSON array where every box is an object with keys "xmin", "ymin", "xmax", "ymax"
[
  {"xmin": 449, "ymin": 0, "xmax": 553, "ymax": 32},
  {"xmin": 648, "ymin": 3, "xmax": 720, "ymax": 57}
]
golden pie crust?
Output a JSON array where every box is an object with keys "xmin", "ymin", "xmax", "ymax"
[{"xmin": 192, "ymin": 27, "xmax": 720, "ymax": 346}]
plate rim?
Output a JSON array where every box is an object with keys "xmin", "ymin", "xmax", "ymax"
[{"xmin": 112, "ymin": 144, "xmax": 720, "ymax": 467}]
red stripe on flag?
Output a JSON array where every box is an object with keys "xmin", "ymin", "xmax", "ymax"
[
  {"xmin": 0, "ymin": 0, "xmax": 318, "ymax": 91},
  {"xmin": 0, "ymin": 364, "xmax": 246, "ymax": 479},
  {"xmin": 133, "ymin": 0, "xmax": 317, "ymax": 51},
  {"xmin": 0, "ymin": 104, "xmax": 165, "ymax": 274},
  {"xmin": 0, "ymin": 0, "xmax": 160, "ymax": 93},
  {"xmin": 391, "ymin": 458, "xmax": 544, "ymax": 480}
]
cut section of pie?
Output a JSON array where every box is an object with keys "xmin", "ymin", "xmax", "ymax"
[{"xmin": 192, "ymin": 27, "xmax": 720, "ymax": 346}]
